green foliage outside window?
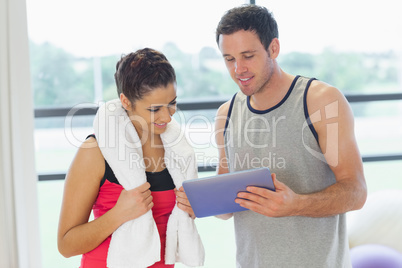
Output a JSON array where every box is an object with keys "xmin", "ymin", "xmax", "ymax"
[{"xmin": 30, "ymin": 41, "xmax": 400, "ymax": 109}]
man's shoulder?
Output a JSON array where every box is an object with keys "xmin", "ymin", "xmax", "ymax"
[
  {"xmin": 308, "ymin": 79, "xmax": 344, "ymax": 103},
  {"xmin": 216, "ymin": 99, "xmax": 231, "ymax": 117},
  {"xmin": 216, "ymin": 93, "xmax": 241, "ymax": 117}
]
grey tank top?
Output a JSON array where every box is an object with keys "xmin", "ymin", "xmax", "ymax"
[{"xmin": 224, "ymin": 76, "xmax": 351, "ymax": 268}]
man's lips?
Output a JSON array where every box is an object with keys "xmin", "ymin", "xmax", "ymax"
[{"xmin": 238, "ymin": 76, "xmax": 253, "ymax": 85}]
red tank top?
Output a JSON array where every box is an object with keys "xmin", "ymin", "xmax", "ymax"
[{"xmin": 80, "ymin": 176, "xmax": 176, "ymax": 267}]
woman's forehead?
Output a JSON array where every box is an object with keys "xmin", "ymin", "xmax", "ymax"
[{"xmin": 136, "ymin": 83, "xmax": 177, "ymax": 106}]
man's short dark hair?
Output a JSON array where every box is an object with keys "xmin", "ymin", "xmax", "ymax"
[{"xmin": 216, "ymin": 4, "xmax": 279, "ymax": 50}]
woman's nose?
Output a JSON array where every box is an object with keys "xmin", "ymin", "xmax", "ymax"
[{"xmin": 160, "ymin": 107, "xmax": 172, "ymax": 123}]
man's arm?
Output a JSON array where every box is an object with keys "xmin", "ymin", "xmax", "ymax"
[
  {"xmin": 215, "ymin": 101, "xmax": 230, "ymax": 176},
  {"xmin": 214, "ymin": 101, "xmax": 234, "ymax": 220},
  {"xmin": 236, "ymin": 81, "xmax": 367, "ymax": 217}
]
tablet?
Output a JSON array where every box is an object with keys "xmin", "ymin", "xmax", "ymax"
[{"xmin": 182, "ymin": 167, "xmax": 275, "ymax": 218}]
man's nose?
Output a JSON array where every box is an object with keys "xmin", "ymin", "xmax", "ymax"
[{"xmin": 235, "ymin": 61, "xmax": 246, "ymax": 74}]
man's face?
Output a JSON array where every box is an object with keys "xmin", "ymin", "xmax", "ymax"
[{"xmin": 218, "ymin": 30, "xmax": 274, "ymax": 96}]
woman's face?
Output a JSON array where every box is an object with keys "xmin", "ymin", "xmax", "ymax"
[{"xmin": 122, "ymin": 82, "xmax": 177, "ymax": 140}]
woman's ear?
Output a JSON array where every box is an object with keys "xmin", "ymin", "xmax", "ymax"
[{"xmin": 120, "ymin": 93, "xmax": 131, "ymax": 110}]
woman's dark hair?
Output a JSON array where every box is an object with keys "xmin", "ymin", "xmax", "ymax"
[
  {"xmin": 216, "ymin": 5, "xmax": 279, "ymax": 50},
  {"xmin": 114, "ymin": 48, "xmax": 176, "ymax": 104}
]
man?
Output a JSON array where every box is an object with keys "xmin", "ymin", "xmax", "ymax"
[{"xmin": 214, "ymin": 5, "xmax": 367, "ymax": 267}]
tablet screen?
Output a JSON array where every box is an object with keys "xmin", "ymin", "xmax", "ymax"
[{"xmin": 182, "ymin": 167, "xmax": 274, "ymax": 218}]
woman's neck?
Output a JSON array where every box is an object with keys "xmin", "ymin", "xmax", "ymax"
[{"xmin": 142, "ymin": 134, "xmax": 166, "ymax": 173}]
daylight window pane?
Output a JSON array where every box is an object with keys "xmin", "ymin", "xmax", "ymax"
[
  {"xmin": 260, "ymin": 0, "xmax": 402, "ymax": 95},
  {"xmin": 27, "ymin": 0, "xmax": 245, "ymax": 108},
  {"xmin": 352, "ymin": 100, "xmax": 402, "ymax": 156}
]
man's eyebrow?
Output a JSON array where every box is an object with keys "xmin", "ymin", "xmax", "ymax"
[
  {"xmin": 240, "ymin": 50, "xmax": 257, "ymax": 54},
  {"xmin": 223, "ymin": 50, "xmax": 257, "ymax": 57}
]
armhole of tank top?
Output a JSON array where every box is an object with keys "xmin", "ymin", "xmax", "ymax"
[
  {"xmin": 303, "ymin": 78, "xmax": 319, "ymax": 143},
  {"xmin": 85, "ymin": 134, "xmax": 107, "ymax": 187},
  {"xmin": 100, "ymin": 161, "xmax": 115, "ymax": 187},
  {"xmin": 223, "ymin": 93, "xmax": 237, "ymax": 137}
]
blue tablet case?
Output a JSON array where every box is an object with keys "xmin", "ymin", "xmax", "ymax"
[{"xmin": 182, "ymin": 167, "xmax": 275, "ymax": 218}]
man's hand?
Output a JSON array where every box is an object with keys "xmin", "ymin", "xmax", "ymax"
[{"xmin": 235, "ymin": 173, "xmax": 300, "ymax": 217}]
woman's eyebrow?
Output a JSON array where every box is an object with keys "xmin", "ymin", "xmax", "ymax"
[
  {"xmin": 169, "ymin": 97, "xmax": 177, "ymax": 104},
  {"xmin": 147, "ymin": 97, "xmax": 177, "ymax": 109}
]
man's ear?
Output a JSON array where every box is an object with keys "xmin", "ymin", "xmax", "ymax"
[
  {"xmin": 268, "ymin": 38, "xmax": 280, "ymax": 59},
  {"xmin": 120, "ymin": 93, "xmax": 131, "ymax": 110}
]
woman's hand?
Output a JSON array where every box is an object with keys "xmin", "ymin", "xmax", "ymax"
[
  {"xmin": 113, "ymin": 182, "xmax": 154, "ymax": 224},
  {"xmin": 175, "ymin": 186, "xmax": 195, "ymax": 218}
]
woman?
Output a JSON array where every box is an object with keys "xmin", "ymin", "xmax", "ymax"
[{"xmin": 58, "ymin": 48, "xmax": 204, "ymax": 268}]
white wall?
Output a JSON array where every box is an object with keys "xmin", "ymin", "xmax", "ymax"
[{"xmin": 0, "ymin": 0, "xmax": 41, "ymax": 267}]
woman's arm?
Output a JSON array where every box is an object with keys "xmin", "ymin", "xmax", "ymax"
[{"xmin": 57, "ymin": 137, "xmax": 153, "ymax": 257}]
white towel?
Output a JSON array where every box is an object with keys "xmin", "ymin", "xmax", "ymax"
[{"xmin": 93, "ymin": 99, "xmax": 205, "ymax": 268}]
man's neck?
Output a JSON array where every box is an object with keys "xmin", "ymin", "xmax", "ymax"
[{"xmin": 249, "ymin": 70, "xmax": 295, "ymax": 111}]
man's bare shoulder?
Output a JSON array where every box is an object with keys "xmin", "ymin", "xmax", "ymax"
[
  {"xmin": 216, "ymin": 100, "xmax": 231, "ymax": 117},
  {"xmin": 308, "ymin": 80, "xmax": 345, "ymax": 103},
  {"xmin": 215, "ymin": 99, "xmax": 232, "ymax": 133}
]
